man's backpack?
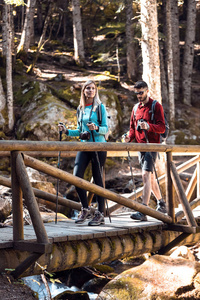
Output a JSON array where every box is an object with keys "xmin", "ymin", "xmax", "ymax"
[
  {"xmin": 77, "ymin": 104, "xmax": 111, "ymax": 140},
  {"xmin": 133, "ymin": 100, "xmax": 169, "ymax": 142}
]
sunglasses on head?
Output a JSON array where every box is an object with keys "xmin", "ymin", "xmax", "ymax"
[{"xmin": 134, "ymin": 91, "xmax": 145, "ymax": 95}]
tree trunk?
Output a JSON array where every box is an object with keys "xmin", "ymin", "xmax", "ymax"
[
  {"xmin": 140, "ymin": 0, "xmax": 161, "ymax": 102},
  {"xmin": 2, "ymin": 3, "xmax": 7, "ymax": 57},
  {"xmin": 166, "ymin": 0, "xmax": 175, "ymax": 129},
  {"xmin": 72, "ymin": 0, "xmax": 85, "ymax": 66},
  {"xmin": 27, "ymin": 0, "xmax": 54, "ymax": 74},
  {"xmin": 159, "ymin": 44, "xmax": 168, "ymax": 105},
  {"xmin": 5, "ymin": 4, "xmax": 14, "ymax": 131},
  {"xmin": 182, "ymin": 0, "xmax": 197, "ymax": 105},
  {"xmin": 0, "ymin": 76, "xmax": 6, "ymax": 127},
  {"xmin": 125, "ymin": 0, "xmax": 137, "ymax": 81},
  {"xmin": 17, "ymin": 0, "xmax": 36, "ymax": 53},
  {"xmin": 36, "ymin": 0, "xmax": 43, "ymax": 35},
  {"xmin": 171, "ymin": 0, "xmax": 180, "ymax": 102}
]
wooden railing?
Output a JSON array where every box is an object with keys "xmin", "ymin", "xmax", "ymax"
[{"xmin": 0, "ymin": 141, "xmax": 199, "ymax": 277}]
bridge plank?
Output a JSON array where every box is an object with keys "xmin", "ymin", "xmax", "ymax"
[{"xmin": 1, "ymin": 210, "xmax": 200, "ymax": 250}]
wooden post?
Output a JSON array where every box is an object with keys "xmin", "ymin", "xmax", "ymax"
[
  {"xmin": 11, "ymin": 151, "xmax": 24, "ymax": 241},
  {"xmin": 197, "ymin": 158, "xmax": 200, "ymax": 198},
  {"xmin": 166, "ymin": 151, "xmax": 175, "ymax": 222},
  {"xmin": 186, "ymin": 168, "xmax": 197, "ymax": 201},
  {"xmin": 170, "ymin": 161, "xmax": 197, "ymax": 227},
  {"xmin": 158, "ymin": 233, "xmax": 191, "ymax": 255},
  {"xmin": 0, "ymin": 174, "xmax": 83, "ymax": 211},
  {"xmin": 15, "ymin": 152, "xmax": 49, "ymax": 244},
  {"xmin": 11, "ymin": 253, "xmax": 42, "ymax": 279},
  {"xmin": 176, "ymin": 197, "xmax": 200, "ymax": 222}
]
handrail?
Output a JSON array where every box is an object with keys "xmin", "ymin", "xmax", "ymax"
[{"xmin": 0, "ymin": 140, "xmax": 199, "ymax": 153}]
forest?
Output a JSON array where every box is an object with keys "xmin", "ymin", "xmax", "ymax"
[
  {"xmin": 0, "ymin": 0, "xmax": 199, "ymax": 145},
  {"xmin": 0, "ymin": 1, "xmax": 200, "ymax": 299}
]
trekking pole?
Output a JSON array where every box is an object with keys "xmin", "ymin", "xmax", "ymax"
[
  {"xmin": 122, "ymin": 133, "xmax": 137, "ymax": 201},
  {"xmin": 90, "ymin": 129, "xmax": 111, "ymax": 223},
  {"xmin": 55, "ymin": 129, "xmax": 62, "ymax": 224},
  {"xmin": 143, "ymin": 129, "xmax": 164, "ymax": 200}
]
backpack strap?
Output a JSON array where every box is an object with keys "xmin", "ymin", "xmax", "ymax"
[
  {"xmin": 150, "ymin": 100, "xmax": 157, "ymax": 122},
  {"xmin": 133, "ymin": 102, "xmax": 140, "ymax": 119},
  {"xmin": 97, "ymin": 103, "xmax": 102, "ymax": 125}
]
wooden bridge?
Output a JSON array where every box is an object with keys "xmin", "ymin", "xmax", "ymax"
[{"xmin": 0, "ymin": 141, "xmax": 199, "ymax": 278}]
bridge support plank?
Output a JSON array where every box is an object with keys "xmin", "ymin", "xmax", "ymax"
[
  {"xmin": 157, "ymin": 233, "xmax": 192, "ymax": 255},
  {"xmin": 15, "ymin": 152, "xmax": 49, "ymax": 244},
  {"xmin": 170, "ymin": 161, "xmax": 197, "ymax": 227},
  {"xmin": 166, "ymin": 151, "xmax": 175, "ymax": 222},
  {"xmin": 23, "ymin": 154, "xmax": 172, "ymax": 224},
  {"xmin": 186, "ymin": 168, "xmax": 197, "ymax": 201},
  {"xmin": 11, "ymin": 151, "xmax": 24, "ymax": 241},
  {"xmin": 11, "ymin": 253, "xmax": 43, "ymax": 279}
]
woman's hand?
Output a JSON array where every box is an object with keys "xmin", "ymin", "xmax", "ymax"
[
  {"xmin": 58, "ymin": 122, "xmax": 68, "ymax": 134},
  {"xmin": 87, "ymin": 122, "xmax": 98, "ymax": 131}
]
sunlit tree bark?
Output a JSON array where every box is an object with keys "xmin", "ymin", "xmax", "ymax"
[
  {"xmin": 166, "ymin": 0, "xmax": 175, "ymax": 128},
  {"xmin": 27, "ymin": 0, "xmax": 54, "ymax": 74},
  {"xmin": 17, "ymin": 0, "xmax": 36, "ymax": 53},
  {"xmin": 72, "ymin": 0, "xmax": 85, "ymax": 66},
  {"xmin": 5, "ymin": 4, "xmax": 14, "ymax": 131},
  {"xmin": 2, "ymin": 3, "xmax": 7, "ymax": 56},
  {"xmin": 125, "ymin": 0, "xmax": 137, "ymax": 81},
  {"xmin": 171, "ymin": 0, "xmax": 180, "ymax": 102},
  {"xmin": 0, "ymin": 76, "xmax": 6, "ymax": 126},
  {"xmin": 140, "ymin": 0, "xmax": 161, "ymax": 102},
  {"xmin": 182, "ymin": 0, "xmax": 197, "ymax": 105}
]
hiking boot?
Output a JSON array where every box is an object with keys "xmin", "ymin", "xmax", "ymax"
[
  {"xmin": 75, "ymin": 207, "xmax": 92, "ymax": 224},
  {"xmin": 156, "ymin": 199, "xmax": 167, "ymax": 214},
  {"xmin": 88, "ymin": 211, "xmax": 104, "ymax": 226},
  {"xmin": 130, "ymin": 212, "xmax": 147, "ymax": 221}
]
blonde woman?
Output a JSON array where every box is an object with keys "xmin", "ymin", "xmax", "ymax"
[{"xmin": 59, "ymin": 80, "xmax": 108, "ymax": 226}]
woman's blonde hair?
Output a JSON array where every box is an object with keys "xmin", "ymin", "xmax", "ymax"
[{"xmin": 79, "ymin": 80, "xmax": 101, "ymax": 112}]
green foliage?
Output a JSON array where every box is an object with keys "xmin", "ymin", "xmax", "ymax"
[{"xmin": 4, "ymin": 0, "xmax": 24, "ymax": 6}]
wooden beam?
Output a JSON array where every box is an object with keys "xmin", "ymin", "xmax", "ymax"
[
  {"xmin": 197, "ymin": 159, "xmax": 200, "ymax": 198},
  {"xmin": 23, "ymin": 154, "xmax": 173, "ymax": 223},
  {"xmin": 164, "ymin": 224, "xmax": 197, "ymax": 233},
  {"xmin": 11, "ymin": 253, "xmax": 43, "ymax": 279},
  {"xmin": 15, "ymin": 152, "xmax": 49, "ymax": 244},
  {"xmin": 170, "ymin": 161, "xmax": 197, "ymax": 227},
  {"xmin": 0, "ymin": 140, "xmax": 199, "ymax": 153},
  {"xmin": 0, "ymin": 174, "xmax": 82, "ymax": 211},
  {"xmin": 11, "ymin": 151, "xmax": 24, "ymax": 241},
  {"xmin": 186, "ymin": 168, "xmax": 197, "ymax": 201},
  {"xmin": 166, "ymin": 151, "xmax": 175, "ymax": 222},
  {"xmin": 14, "ymin": 241, "xmax": 52, "ymax": 253},
  {"xmin": 157, "ymin": 233, "xmax": 191, "ymax": 255},
  {"xmin": 176, "ymin": 197, "xmax": 200, "ymax": 222},
  {"xmin": 127, "ymin": 155, "xmax": 200, "ymax": 201}
]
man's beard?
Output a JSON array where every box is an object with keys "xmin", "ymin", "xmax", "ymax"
[{"xmin": 139, "ymin": 95, "xmax": 147, "ymax": 102}]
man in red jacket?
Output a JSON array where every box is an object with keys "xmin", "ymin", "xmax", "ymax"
[{"xmin": 125, "ymin": 80, "xmax": 167, "ymax": 221}]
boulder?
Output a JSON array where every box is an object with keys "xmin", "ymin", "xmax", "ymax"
[
  {"xmin": 0, "ymin": 191, "xmax": 12, "ymax": 222},
  {"xmin": 98, "ymin": 255, "xmax": 200, "ymax": 299}
]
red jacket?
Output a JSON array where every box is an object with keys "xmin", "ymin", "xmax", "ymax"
[{"xmin": 129, "ymin": 97, "xmax": 165, "ymax": 144}]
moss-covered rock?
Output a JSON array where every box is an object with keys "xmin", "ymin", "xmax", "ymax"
[
  {"xmin": 15, "ymin": 81, "xmax": 77, "ymax": 141},
  {"xmin": 98, "ymin": 255, "xmax": 200, "ymax": 299}
]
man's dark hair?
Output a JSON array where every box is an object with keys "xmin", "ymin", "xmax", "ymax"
[{"xmin": 134, "ymin": 80, "xmax": 148, "ymax": 89}]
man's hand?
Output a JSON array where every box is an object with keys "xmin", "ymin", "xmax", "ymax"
[
  {"xmin": 122, "ymin": 133, "xmax": 131, "ymax": 143},
  {"xmin": 138, "ymin": 120, "xmax": 149, "ymax": 130}
]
